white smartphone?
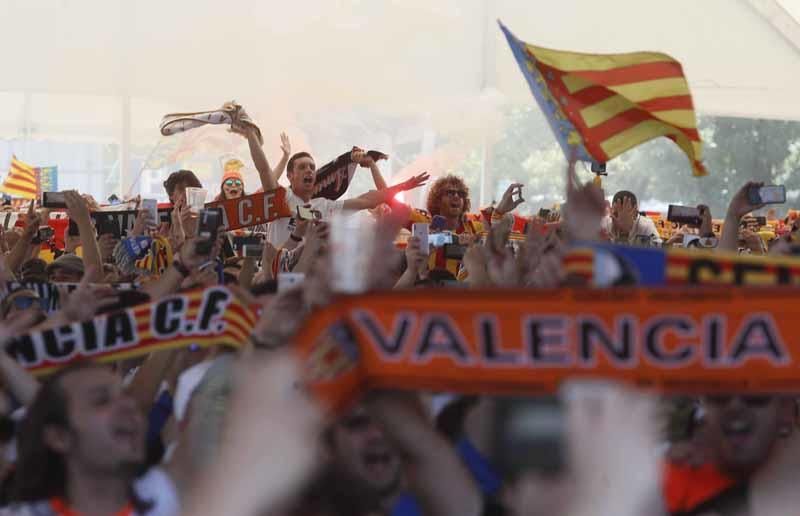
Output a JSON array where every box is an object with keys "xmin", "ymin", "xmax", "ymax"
[
  {"xmin": 278, "ymin": 272, "xmax": 306, "ymax": 292},
  {"xmin": 412, "ymin": 223, "xmax": 430, "ymax": 255},
  {"xmin": 141, "ymin": 198, "xmax": 158, "ymax": 227}
]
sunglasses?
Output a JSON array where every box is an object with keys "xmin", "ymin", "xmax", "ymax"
[
  {"xmin": 224, "ymin": 179, "xmax": 243, "ymax": 187},
  {"xmin": 444, "ymin": 189, "xmax": 467, "ymax": 199},
  {"xmin": 706, "ymin": 395, "xmax": 772, "ymax": 408}
]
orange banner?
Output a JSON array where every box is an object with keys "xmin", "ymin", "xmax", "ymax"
[
  {"xmin": 6, "ymin": 286, "xmax": 256, "ymax": 376},
  {"xmin": 206, "ymin": 187, "xmax": 292, "ymax": 231},
  {"xmin": 294, "ymin": 288, "xmax": 800, "ymax": 412}
]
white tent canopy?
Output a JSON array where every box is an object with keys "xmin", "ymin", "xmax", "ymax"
[
  {"xmin": 2, "ymin": 0, "xmax": 799, "ymax": 119},
  {"xmin": 0, "ymin": 0, "xmax": 799, "ymax": 199}
]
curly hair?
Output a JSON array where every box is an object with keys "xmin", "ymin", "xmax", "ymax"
[{"xmin": 426, "ymin": 175, "xmax": 471, "ymax": 217}]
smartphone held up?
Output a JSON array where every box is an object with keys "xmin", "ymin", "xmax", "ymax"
[
  {"xmin": 196, "ymin": 208, "xmax": 222, "ymax": 256},
  {"xmin": 747, "ymin": 185, "xmax": 786, "ymax": 205}
]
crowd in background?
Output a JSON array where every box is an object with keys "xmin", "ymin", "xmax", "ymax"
[{"xmin": 0, "ymin": 111, "xmax": 794, "ymax": 516}]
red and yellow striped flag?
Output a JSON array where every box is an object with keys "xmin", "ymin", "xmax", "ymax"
[
  {"xmin": 500, "ymin": 22, "xmax": 706, "ymax": 176},
  {"xmin": 0, "ymin": 156, "xmax": 40, "ymax": 199}
]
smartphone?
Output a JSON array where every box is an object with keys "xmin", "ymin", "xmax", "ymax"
[
  {"xmin": 411, "ymin": 223, "xmax": 429, "ymax": 254},
  {"xmin": 428, "ymin": 232, "xmax": 453, "ymax": 248},
  {"xmin": 538, "ymin": 208, "xmax": 551, "ymax": 219},
  {"xmin": 491, "ymin": 396, "xmax": 565, "ymax": 479},
  {"xmin": 42, "ymin": 192, "xmax": 67, "ymax": 209},
  {"xmin": 278, "ymin": 272, "xmax": 306, "ymax": 292},
  {"xmin": 748, "ymin": 185, "xmax": 786, "ymax": 205},
  {"xmin": 667, "ymin": 205, "xmax": 701, "ymax": 226},
  {"xmin": 32, "ymin": 226, "xmax": 54, "ymax": 245},
  {"xmin": 296, "ymin": 205, "xmax": 322, "ymax": 221},
  {"xmin": 755, "ymin": 216, "xmax": 767, "ymax": 227},
  {"xmin": 511, "ymin": 185, "xmax": 523, "ymax": 204},
  {"xmin": 242, "ymin": 244, "xmax": 263, "ymax": 258},
  {"xmin": 141, "ymin": 198, "xmax": 158, "ymax": 228},
  {"xmin": 196, "ymin": 208, "xmax": 221, "ymax": 255}
]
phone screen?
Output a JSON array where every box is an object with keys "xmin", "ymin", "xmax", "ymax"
[
  {"xmin": 667, "ymin": 205, "xmax": 700, "ymax": 225},
  {"xmin": 42, "ymin": 192, "xmax": 67, "ymax": 208},
  {"xmin": 196, "ymin": 208, "xmax": 221, "ymax": 255},
  {"xmin": 759, "ymin": 186, "xmax": 786, "ymax": 204}
]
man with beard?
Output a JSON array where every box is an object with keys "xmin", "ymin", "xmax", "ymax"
[
  {"xmin": 407, "ymin": 175, "xmax": 525, "ymax": 281},
  {"xmin": 663, "ymin": 394, "xmax": 795, "ymax": 515},
  {"xmin": 3, "ymin": 362, "xmax": 179, "ymax": 515}
]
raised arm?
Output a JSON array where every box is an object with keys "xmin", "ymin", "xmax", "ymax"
[
  {"xmin": 720, "ymin": 181, "xmax": 764, "ymax": 252},
  {"xmin": 353, "ymin": 149, "xmax": 388, "ymax": 190},
  {"xmin": 233, "ymin": 122, "xmax": 278, "ymax": 192},
  {"xmin": 271, "ymin": 132, "xmax": 292, "ymax": 183},
  {"xmin": 64, "ymin": 190, "xmax": 104, "ymax": 283},
  {"xmin": 5, "ymin": 201, "xmax": 39, "ymax": 276},
  {"xmin": 342, "ymin": 172, "xmax": 429, "ymax": 212}
]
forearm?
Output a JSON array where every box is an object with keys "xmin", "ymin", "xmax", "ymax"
[
  {"xmin": 719, "ymin": 210, "xmax": 741, "ymax": 252},
  {"xmin": 126, "ymin": 350, "xmax": 177, "ymax": 414},
  {"xmin": 249, "ymin": 132, "xmax": 277, "ymax": 191},
  {"xmin": 393, "ymin": 267, "xmax": 418, "ymax": 289},
  {"xmin": 369, "ymin": 163, "xmax": 388, "ymax": 190},
  {"xmin": 292, "ymin": 245, "xmax": 315, "ymax": 274},
  {"xmin": 273, "ymin": 153, "xmax": 289, "ymax": 183},
  {"xmin": 78, "ymin": 221, "xmax": 103, "ymax": 281},
  {"xmin": 0, "ymin": 353, "xmax": 40, "ymax": 406},
  {"xmin": 6, "ymin": 233, "xmax": 32, "ymax": 275},
  {"xmin": 238, "ymin": 258, "xmax": 256, "ymax": 289}
]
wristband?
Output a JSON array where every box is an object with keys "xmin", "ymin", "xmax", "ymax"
[
  {"xmin": 172, "ymin": 260, "xmax": 191, "ymax": 278},
  {"xmin": 290, "ymin": 233, "xmax": 302, "ymax": 242}
]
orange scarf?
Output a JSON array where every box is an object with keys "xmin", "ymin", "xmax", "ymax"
[{"xmin": 293, "ymin": 287, "xmax": 800, "ymax": 411}]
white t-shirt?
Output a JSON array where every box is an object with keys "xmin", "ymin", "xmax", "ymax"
[
  {"xmin": 265, "ymin": 189, "xmax": 344, "ymax": 248},
  {"xmin": 602, "ymin": 214, "xmax": 662, "ymax": 246},
  {"xmin": 0, "ymin": 467, "xmax": 179, "ymax": 516}
]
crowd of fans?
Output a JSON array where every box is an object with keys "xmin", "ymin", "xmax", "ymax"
[{"xmin": 0, "ymin": 110, "xmax": 795, "ymax": 516}]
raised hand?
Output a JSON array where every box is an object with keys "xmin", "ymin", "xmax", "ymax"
[
  {"xmin": 63, "ymin": 190, "xmax": 91, "ymax": 226},
  {"xmin": 564, "ymin": 381, "xmax": 661, "ymax": 516},
  {"xmin": 57, "ymin": 267, "xmax": 120, "ymax": 322},
  {"xmin": 280, "ymin": 132, "xmax": 292, "ymax": 157},
  {"xmin": 495, "ymin": 182, "xmax": 525, "ymax": 215},
  {"xmin": 728, "ymin": 181, "xmax": 765, "ymax": 219},
  {"xmin": 563, "ymin": 157, "xmax": 605, "ymax": 242},
  {"xmin": 397, "ymin": 172, "xmax": 431, "ymax": 192}
]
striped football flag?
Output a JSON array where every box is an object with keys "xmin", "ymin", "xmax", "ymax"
[
  {"xmin": 0, "ymin": 156, "xmax": 40, "ymax": 199},
  {"xmin": 500, "ymin": 22, "xmax": 706, "ymax": 176}
]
